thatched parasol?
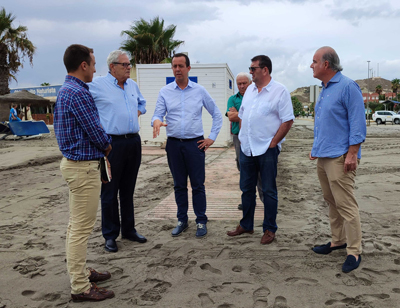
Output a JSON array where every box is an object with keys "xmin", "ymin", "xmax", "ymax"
[
  {"xmin": 0, "ymin": 90, "xmax": 52, "ymax": 107},
  {"xmin": 0, "ymin": 90, "xmax": 53, "ymax": 122}
]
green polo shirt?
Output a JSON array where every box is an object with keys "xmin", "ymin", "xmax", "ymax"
[{"xmin": 225, "ymin": 92, "xmax": 243, "ymax": 135}]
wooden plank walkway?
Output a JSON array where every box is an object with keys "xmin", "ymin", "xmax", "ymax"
[{"xmin": 143, "ymin": 147, "xmax": 265, "ymax": 221}]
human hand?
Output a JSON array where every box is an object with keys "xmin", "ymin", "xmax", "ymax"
[
  {"xmin": 309, "ymin": 152, "xmax": 317, "ymax": 160},
  {"xmin": 153, "ymin": 119, "xmax": 167, "ymax": 138},
  {"xmin": 197, "ymin": 138, "xmax": 214, "ymax": 151},
  {"xmin": 344, "ymin": 153, "xmax": 357, "ymax": 173}
]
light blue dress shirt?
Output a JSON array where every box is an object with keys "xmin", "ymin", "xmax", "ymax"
[
  {"xmin": 88, "ymin": 73, "xmax": 146, "ymax": 135},
  {"xmin": 311, "ymin": 72, "xmax": 366, "ymax": 159},
  {"xmin": 151, "ymin": 80, "xmax": 222, "ymax": 140}
]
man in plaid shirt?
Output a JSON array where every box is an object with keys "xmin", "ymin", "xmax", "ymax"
[{"xmin": 54, "ymin": 44, "xmax": 114, "ymax": 302}]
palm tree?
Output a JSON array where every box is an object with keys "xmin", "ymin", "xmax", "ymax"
[
  {"xmin": 391, "ymin": 78, "xmax": 400, "ymax": 100},
  {"xmin": 0, "ymin": 7, "xmax": 36, "ymax": 95},
  {"xmin": 375, "ymin": 85, "xmax": 383, "ymax": 100},
  {"xmin": 120, "ymin": 16, "xmax": 184, "ymax": 65}
]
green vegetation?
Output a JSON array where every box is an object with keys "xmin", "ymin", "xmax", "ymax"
[
  {"xmin": 391, "ymin": 78, "xmax": 400, "ymax": 98},
  {"xmin": 120, "ymin": 16, "xmax": 184, "ymax": 65},
  {"xmin": 0, "ymin": 7, "xmax": 35, "ymax": 95},
  {"xmin": 291, "ymin": 96, "xmax": 303, "ymax": 117}
]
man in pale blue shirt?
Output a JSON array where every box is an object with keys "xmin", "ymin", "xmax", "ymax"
[
  {"xmin": 152, "ymin": 53, "xmax": 222, "ymax": 238},
  {"xmin": 227, "ymin": 55, "xmax": 294, "ymax": 245},
  {"xmin": 309, "ymin": 46, "xmax": 366, "ymax": 273},
  {"xmin": 89, "ymin": 50, "xmax": 147, "ymax": 253}
]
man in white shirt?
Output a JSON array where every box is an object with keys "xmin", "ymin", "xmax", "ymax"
[{"xmin": 227, "ymin": 55, "xmax": 294, "ymax": 245}]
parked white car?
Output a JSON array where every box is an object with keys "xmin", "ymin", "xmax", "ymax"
[{"xmin": 372, "ymin": 111, "xmax": 400, "ymax": 124}]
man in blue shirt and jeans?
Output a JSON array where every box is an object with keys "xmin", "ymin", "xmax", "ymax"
[
  {"xmin": 54, "ymin": 44, "xmax": 114, "ymax": 302},
  {"xmin": 152, "ymin": 53, "xmax": 222, "ymax": 238},
  {"xmin": 309, "ymin": 46, "xmax": 366, "ymax": 273}
]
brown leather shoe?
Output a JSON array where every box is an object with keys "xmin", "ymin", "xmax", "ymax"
[
  {"xmin": 227, "ymin": 225, "xmax": 254, "ymax": 236},
  {"xmin": 260, "ymin": 230, "xmax": 275, "ymax": 245},
  {"xmin": 88, "ymin": 267, "xmax": 111, "ymax": 283},
  {"xmin": 71, "ymin": 283, "xmax": 115, "ymax": 302}
]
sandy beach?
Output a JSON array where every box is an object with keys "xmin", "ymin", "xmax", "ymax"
[{"xmin": 0, "ymin": 118, "xmax": 399, "ymax": 308}]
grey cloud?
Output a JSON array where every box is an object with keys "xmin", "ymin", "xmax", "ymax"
[
  {"xmin": 330, "ymin": 3, "xmax": 400, "ymax": 25},
  {"xmin": 5, "ymin": 0, "xmax": 219, "ymax": 24}
]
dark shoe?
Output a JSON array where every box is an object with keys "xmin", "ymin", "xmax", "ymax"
[
  {"xmin": 238, "ymin": 204, "xmax": 243, "ymax": 210},
  {"xmin": 71, "ymin": 283, "xmax": 115, "ymax": 302},
  {"xmin": 172, "ymin": 221, "xmax": 189, "ymax": 237},
  {"xmin": 122, "ymin": 231, "xmax": 147, "ymax": 243},
  {"xmin": 105, "ymin": 239, "xmax": 118, "ymax": 253},
  {"xmin": 227, "ymin": 225, "xmax": 254, "ymax": 236},
  {"xmin": 88, "ymin": 268, "xmax": 111, "ymax": 283},
  {"xmin": 342, "ymin": 255, "xmax": 361, "ymax": 273},
  {"xmin": 260, "ymin": 230, "xmax": 275, "ymax": 245},
  {"xmin": 312, "ymin": 242, "xmax": 347, "ymax": 255},
  {"xmin": 196, "ymin": 223, "xmax": 207, "ymax": 238}
]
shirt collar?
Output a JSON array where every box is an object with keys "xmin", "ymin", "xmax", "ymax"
[
  {"xmin": 235, "ymin": 92, "xmax": 243, "ymax": 98},
  {"xmin": 107, "ymin": 72, "xmax": 127, "ymax": 86},
  {"xmin": 322, "ymin": 71, "xmax": 342, "ymax": 88},
  {"xmin": 66, "ymin": 75, "xmax": 89, "ymax": 90},
  {"xmin": 173, "ymin": 78, "xmax": 193, "ymax": 90},
  {"xmin": 251, "ymin": 77, "xmax": 275, "ymax": 92}
]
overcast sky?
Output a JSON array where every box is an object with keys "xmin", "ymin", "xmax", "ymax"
[{"xmin": 6, "ymin": 0, "xmax": 400, "ymax": 92}]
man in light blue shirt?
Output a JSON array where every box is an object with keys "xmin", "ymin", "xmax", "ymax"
[
  {"xmin": 89, "ymin": 50, "xmax": 147, "ymax": 253},
  {"xmin": 227, "ymin": 55, "xmax": 294, "ymax": 245},
  {"xmin": 152, "ymin": 53, "xmax": 222, "ymax": 238},
  {"xmin": 309, "ymin": 46, "xmax": 366, "ymax": 273}
]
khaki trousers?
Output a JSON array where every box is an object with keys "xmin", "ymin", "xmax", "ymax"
[
  {"xmin": 60, "ymin": 158, "xmax": 101, "ymax": 294},
  {"xmin": 317, "ymin": 155, "xmax": 362, "ymax": 255}
]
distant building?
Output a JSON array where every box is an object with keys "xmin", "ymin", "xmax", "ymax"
[
  {"xmin": 363, "ymin": 92, "xmax": 397, "ymax": 102},
  {"xmin": 135, "ymin": 63, "xmax": 234, "ymax": 147}
]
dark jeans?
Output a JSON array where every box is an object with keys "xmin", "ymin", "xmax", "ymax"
[
  {"xmin": 239, "ymin": 147, "xmax": 280, "ymax": 233},
  {"xmin": 101, "ymin": 134, "xmax": 141, "ymax": 240},
  {"xmin": 166, "ymin": 136, "xmax": 207, "ymax": 224}
]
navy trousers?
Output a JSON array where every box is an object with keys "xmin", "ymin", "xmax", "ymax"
[
  {"xmin": 101, "ymin": 134, "xmax": 141, "ymax": 240},
  {"xmin": 166, "ymin": 137, "xmax": 207, "ymax": 224},
  {"xmin": 239, "ymin": 147, "xmax": 280, "ymax": 233}
]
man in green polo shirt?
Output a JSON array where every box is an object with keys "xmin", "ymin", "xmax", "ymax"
[{"xmin": 226, "ymin": 72, "xmax": 263, "ymax": 210}]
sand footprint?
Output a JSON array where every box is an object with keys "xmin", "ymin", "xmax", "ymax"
[
  {"xmin": 198, "ymin": 293, "xmax": 214, "ymax": 308},
  {"xmin": 200, "ymin": 263, "xmax": 222, "ymax": 275},
  {"xmin": 273, "ymin": 296, "xmax": 288, "ymax": 308},
  {"xmin": 184, "ymin": 261, "xmax": 197, "ymax": 276},
  {"xmin": 232, "ymin": 265, "xmax": 242, "ymax": 272},
  {"xmin": 252, "ymin": 286, "xmax": 270, "ymax": 307},
  {"xmin": 285, "ymin": 277, "xmax": 318, "ymax": 285}
]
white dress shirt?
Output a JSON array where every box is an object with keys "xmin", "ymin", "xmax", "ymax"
[{"xmin": 238, "ymin": 78, "xmax": 294, "ymax": 156}]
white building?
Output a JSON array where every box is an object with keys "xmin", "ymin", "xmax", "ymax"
[{"xmin": 135, "ymin": 63, "xmax": 235, "ymax": 147}]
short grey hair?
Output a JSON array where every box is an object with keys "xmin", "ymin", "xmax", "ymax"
[
  {"xmin": 236, "ymin": 72, "xmax": 252, "ymax": 83},
  {"xmin": 107, "ymin": 50, "xmax": 129, "ymax": 69},
  {"xmin": 320, "ymin": 46, "xmax": 343, "ymax": 72}
]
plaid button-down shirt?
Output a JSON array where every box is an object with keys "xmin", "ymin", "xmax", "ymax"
[{"xmin": 54, "ymin": 75, "xmax": 111, "ymax": 161}]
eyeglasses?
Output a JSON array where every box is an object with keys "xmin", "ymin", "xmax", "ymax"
[
  {"xmin": 113, "ymin": 62, "xmax": 131, "ymax": 68},
  {"xmin": 249, "ymin": 66, "xmax": 264, "ymax": 72}
]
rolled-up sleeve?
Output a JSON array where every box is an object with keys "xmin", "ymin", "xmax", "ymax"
[{"xmin": 344, "ymin": 82, "xmax": 366, "ymax": 145}]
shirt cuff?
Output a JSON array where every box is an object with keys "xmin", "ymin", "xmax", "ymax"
[
  {"xmin": 208, "ymin": 133, "xmax": 217, "ymax": 141},
  {"xmin": 151, "ymin": 116, "xmax": 163, "ymax": 127},
  {"xmin": 349, "ymin": 136, "xmax": 365, "ymax": 145}
]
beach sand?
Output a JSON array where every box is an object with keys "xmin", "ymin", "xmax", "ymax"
[{"xmin": 0, "ymin": 119, "xmax": 399, "ymax": 308}]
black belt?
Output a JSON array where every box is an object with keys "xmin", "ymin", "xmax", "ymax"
[
  {"xmin": 168, "ymin": 136, "xmax": 202, "ymax": 142},
  {"xmin": 110, "ymin": 133, "xmax": 139, "ymax": 139}
]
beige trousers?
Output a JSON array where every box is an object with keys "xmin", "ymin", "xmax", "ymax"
[
  {"xmin": 60, "ymin": 157, "xmax": 101, "ymax": 294},
  {"xmin": 317, "ymin": 155, "xmax": 362, "ymax": 255}
]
